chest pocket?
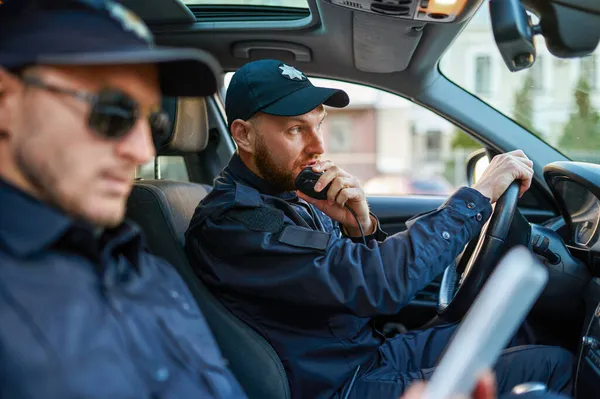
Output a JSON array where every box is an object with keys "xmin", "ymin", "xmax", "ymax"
[
  {"xmin": 154, "ymin": 287, "xmax": 227, "ymax": 366},
  {"xmin": 157, "ymin": 317, "xmax": 239, "ymax": 398},
  {"xmin": 126, "ymin": 267, "xmax": 237, "ymax": 397}
]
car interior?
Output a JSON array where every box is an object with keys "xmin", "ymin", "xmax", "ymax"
[{"xmin": 121, "ymin": 0, "xmax": 600, "ymax": 398}]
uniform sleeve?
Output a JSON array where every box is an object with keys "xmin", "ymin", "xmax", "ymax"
[
  {"xmin": 187, "ymin": 187, "xmax": 492, "ymax": 318},
  {"xmin": 341, "ymin": 212, "xmax": 388, "ymax": 244}
]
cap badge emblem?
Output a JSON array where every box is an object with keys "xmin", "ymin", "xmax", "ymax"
[
  {"xmin": 279, "ymin": 64, "xmax": 307, "ymax": 81},
  {"xmin": 106, "ymin": 0, "xmax": 154, "ymax": 45}
]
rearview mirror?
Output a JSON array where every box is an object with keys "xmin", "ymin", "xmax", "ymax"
[
  {"xmin": 489, "ymin": 0, "xmax": 539, "ymax": 72},
  {"xmin": 466, "ymin": 149, "xmax": 490, "ymax": 186},
  {"xmin": 489, "ymin": 0, "xmax": 600, "ymax": 72}
]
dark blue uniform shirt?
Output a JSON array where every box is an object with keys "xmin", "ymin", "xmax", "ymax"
[
  {"xmin": 0, "ymin": 179, "xmax": 246, "ymax": 399},
  {"xmin": 186, "ymin": 154, "xmax": 493, "ymax": 399}
]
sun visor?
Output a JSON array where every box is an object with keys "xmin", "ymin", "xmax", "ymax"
[{"xmin": 353, "ymin": 12, "xmax": 425, "ymax": 73}]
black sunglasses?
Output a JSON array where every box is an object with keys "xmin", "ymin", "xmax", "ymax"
[{"xmin": 20, "ymin": 76, "xmax": 171, "ymax": 142}]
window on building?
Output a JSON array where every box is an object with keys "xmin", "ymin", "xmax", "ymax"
[
  {"xmin": 327, "ymin": 115, "xmax": 353, "ymax": 153},
  {"xmin": 474, "ymin": 55, "xmax": 492, "ymax": 95},
  {"xmin": 554, "ymin": 58, "xmax": 569, "ymax": 68},
  {"xmin": 530, "ymin": 55, "xmax": 544, "ymax": 91},
  {"xmin": 581, "ymin": 55, "xmax": 598, "ymax": 90},
  {"xmin": 425, "ymin": 130, "xmax": 442, "ymax": 161}
]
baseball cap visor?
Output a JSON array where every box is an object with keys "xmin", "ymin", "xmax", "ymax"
[
  {"xmin": 34, "ymin": 46, "xmax": 221, "ymax": 97},
  {"xmin": 260, "ymin": 85, "xmax": 349, "ymax": 117}
]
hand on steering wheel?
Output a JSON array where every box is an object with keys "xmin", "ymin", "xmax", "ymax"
[
  {"xmin": 437, "ymin": 150, "xmax": 535, "ymax": 323},
  {"xmin": 472, "ymin": 150, "xmax": 534, "ymax": 202}
]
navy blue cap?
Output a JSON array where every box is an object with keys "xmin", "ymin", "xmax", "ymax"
[
  {"xmin": 225, "ymin": 59, "xmax": 349, "ymax": 127},
  {"xmin": 0, "ymin": 0, "xmax": 222, "ymax": 97}
]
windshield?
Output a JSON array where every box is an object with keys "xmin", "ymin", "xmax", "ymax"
[{"xmin": 440, "ymin": 7, "xmax": 600, "ymax": 165}]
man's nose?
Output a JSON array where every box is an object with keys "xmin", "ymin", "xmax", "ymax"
[
  {"xmin": 305, "ymin": 128, "xmax": 325, "ymax": 155},
  {"xmin": 114, "ymin": 118, "xmax": 156, "ymax": 166}
]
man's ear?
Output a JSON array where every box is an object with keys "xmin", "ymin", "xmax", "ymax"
[{"xmin": 230, "ymin": 119, "xmax": 255, "ymax": 154}]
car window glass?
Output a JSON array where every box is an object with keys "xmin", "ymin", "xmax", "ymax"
[
  {"xmin": 136, "ymin": 156, "xmax": 190, "ymax": 181},
  {"xmin": 222, "ymin": 73, "xmax": 483, "ymax": 196},
  {"xmin": 441, "ymin": 7, "xmax": 600, "ymax": 165}
]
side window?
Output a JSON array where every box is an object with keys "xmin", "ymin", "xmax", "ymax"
[
  {"xmin": 222, "ymin": 73, "xmax": 483, "ymax": 196},
  {"xmin": 310, "ymin": 77, "xmax": 484, "ymax": 197},
  {"xmin": 136, "ymin": 156, "xmax": 190, "ymax": 181}
]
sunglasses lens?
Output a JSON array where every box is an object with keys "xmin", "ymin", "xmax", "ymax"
[{"xmin": 89, "ymin": 90, "xmax": 137, "ymax": 139}]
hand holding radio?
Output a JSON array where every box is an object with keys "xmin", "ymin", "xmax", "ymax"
[{"xmin": 295, "ymin": 161, "xmax": 373, "ymax": 241}]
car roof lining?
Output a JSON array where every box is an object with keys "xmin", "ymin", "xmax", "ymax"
[{"xmin": 123, "ymin": 0, "xmax": 483, "ymax": 100}]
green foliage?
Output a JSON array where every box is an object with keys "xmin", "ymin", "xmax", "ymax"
[
  {"xmin": 445, "ymin": 127, "xmax": 480, "ymax": 185},
  {"xmin": 558, "ymin": 74, "xmax": 600, "ymax": 151},
  {"xmin": 450, "ymin": 127, "xmax": 480, "ymax": 149},
  {"xmin": 512, "ymin": 71, "xmax": 542, "ymax": 138}
]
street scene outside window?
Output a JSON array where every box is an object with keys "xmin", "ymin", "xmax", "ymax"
[
  {"xmin": 221, "ymin": 71, "xmax": 468, "ymax": 197},
  {"xmin": 441, "ymin": 8, "xmax": 600, "ymax": 166},
  {"xmin": 136, "ymin": 155, "xmax": 189, "ymax": 181}
]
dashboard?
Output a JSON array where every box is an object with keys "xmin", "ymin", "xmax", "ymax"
[
  {"xmin": 554, "ymin": 180, "xmax": 600, "ymax": 248},
  {"xmin": 545, "ymin": 162, "xmax": 600, "ymax": 250},
  {"xmin": 543, "ymin": 162, "xmax": 600, "ymax": 399}
]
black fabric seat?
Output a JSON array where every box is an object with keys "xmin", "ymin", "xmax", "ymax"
[{"xmin": 126, "ymin": 97, "xmax": 290, "ymax": 399}]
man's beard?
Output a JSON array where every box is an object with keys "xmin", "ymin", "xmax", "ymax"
[{"xmin": 254, "ymin": 134, "xmax": 297, "ymax": 192}]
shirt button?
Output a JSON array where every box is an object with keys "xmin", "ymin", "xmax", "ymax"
[
  {"xmin": 155, "ymin": 367, "xmax": 169, "ymax": 382},
  {"xmin": 442, "ymin": 231, "xmax": 451, "ymax": 240},
  {"xmin": 169, "ymin": 290, "xmax": 179, "ymax": 299},
  {"xmin": 476, "ymin": 213, "xmax": 483, "ymax": 222},
  {"xmin": 182, "ymin": 302, "xmax": 191, "ymax": 311},
  {"xmin": 467, "ymin": 202, "xmax": 476, "ymax": 209}
]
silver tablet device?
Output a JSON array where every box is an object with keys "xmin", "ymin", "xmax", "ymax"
[{"xmin": 422, "ymin": 245, "xmax": 549, "ymax": 399}]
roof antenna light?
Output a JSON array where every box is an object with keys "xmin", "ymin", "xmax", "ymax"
[{"xmin": 325, "ymin": 0, "xmax": 467, "ymax": 22}]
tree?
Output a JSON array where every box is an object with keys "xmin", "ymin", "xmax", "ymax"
[
  {"xmin": 445, "ymin": 127, "xmax": 480, "ymax": 185},
  {"xmin": 558, "ymin": 74, "xmax": 600, "ymax": 152},
  {"xmin": 512, "ymin": 71, "xmax": 542, "ymax": 138},
  {"xmin": 450, "ymin": 127, "xmax": 480, "ymax": 149}
]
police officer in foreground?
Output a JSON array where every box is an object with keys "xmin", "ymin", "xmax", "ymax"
[
  {"xmin": 0, "ymin": 0, "xmax": 248, "ymax": 397},
  {"xmin": 0, "ymin": 1, "xmax": 571, "ymax": 398},
  {"xmin": 185, "ymin": 59, "xmax": 575, "ymax": 399},
  {"xmin": 0, "ymin": 1, "xmax": 498, "ymax": 397}
]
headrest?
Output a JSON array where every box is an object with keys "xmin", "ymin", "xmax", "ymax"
[{"xmin": 153, "ymin": 97, "xmax": 209, "ymax": 153}]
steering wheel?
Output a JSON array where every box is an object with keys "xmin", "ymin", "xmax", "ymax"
[{"xmin": 437, "ymin": 181, "xmax": 521, "ymax": 323}]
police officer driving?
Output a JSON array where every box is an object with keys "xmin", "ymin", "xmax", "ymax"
[
  {"xmin": 185, "ymin": 59, "xmax": 575, "ymax": 399},
  {"xmin": 0, "ymin": 0, "xmax": 247, "ymax": 397}
]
